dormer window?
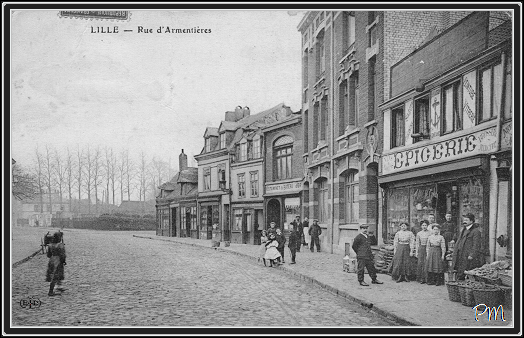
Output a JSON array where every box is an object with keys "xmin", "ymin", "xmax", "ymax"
[
  {"xmin": 220, "ymin": 133, "xmax": 226, "ymax": 149},
  {"xmin": 205, "ymin": 138, "xmax": 211, "ymax": 152},
  {"xmin": 252, "ymin": 136, "xmax": 261, "ymax": 159},
  {"xmin": 240, "ymin": 141, "xmax": 248, "ymax": 162}
]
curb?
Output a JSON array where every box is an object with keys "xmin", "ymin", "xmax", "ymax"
[
  {"xmin": 13, "ymin": 249, "xmax": 43, "ymax": 269},
  {"xmin": 133, "ymin": 235, "xmax": 418, "ymax": 326}
]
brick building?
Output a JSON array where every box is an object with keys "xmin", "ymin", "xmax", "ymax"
[{"xmin": 297, "ymin": 10, "xmax": 488, "ymax": 254}]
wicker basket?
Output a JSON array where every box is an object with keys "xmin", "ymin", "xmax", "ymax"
[
  {"xmin": 473, "ymin": 287, "xmax": 503, "ymax": 308},
  {"xmin": 446, "ymin": 281, "xmax": 461, "ymax": 302},
  {"xmin": 459, "ymin": 284, "xmax": 476, "ymax": 307},
  {"xmin": 499, "ymin": 273, "xmax": 512, "ymax": 287}
]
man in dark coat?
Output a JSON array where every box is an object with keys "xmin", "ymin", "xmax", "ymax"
[
  {"xmin": 352, "ymin": 225, "xmax": 383, "ymax": 286},
  {"xmin": 308, "ymin": 219, "xmax": 322, "ymax": 252},
  {"xmin": 440, "ymin": 212, "xmax": 456, "ymax": 252},
  {"xmin": 288, "ymin": 227, "xmax": 299, "ymax": 264},
  {"xmin": 452, "ymin": 213, "xmax": 482, "ymax": 280},
  {"xmin": 290, "ymin": 215, "xmax": 303, "ymax": 252},
  {"xmin": 275, "ymin": 228, "xmax": 286, "ymax": 264}
]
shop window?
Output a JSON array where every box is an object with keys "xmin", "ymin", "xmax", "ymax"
[
  {"xmin": 234, "ymin": 209, "xmax": 242, "ymax": 232},
  {"xmin": 190, "ymin": 207, "xmax": 197, "ymax": 230},
  {"xmin": 410, "ymin": 184, "xmax": 437, "ymax": 229},
  {"xmin": 391, "ymin": 106, "xmax": 405, "ymax": 148},
  {"xmin": 285, "ymin": 197, "xmax": 301, "ymax": 229},
  {"xmin": 250, "ymin": 171, "xmax": 259, "ymax": 197},
  {"xmin": 479, "ymin": 61, "xmax": 503, "ymax": 123},
  {"xmin": 459, "ymin": 177, "xmax": 487, "ymax": 254},
  {"xmin": 238, "ymin": 174, "xmax": 246, "ymax": 198},
  {"xmin": 386, "ymin": 187, "xmax": 410, "ymax": 242},
  {"xmin": 442, "ymin": 81, "xmax": 462, "ymax": 134},
  {"xmin": 318, "ymin": 178, "xmax": 328, "ymax": 223},
  {"xmin": 203, "ymin": 167, "xmax": 211, "ymax": 191},
  {"xmin": 220, "ymin": 133, "xmax": 226, "ymax": 149},
  {"xmin": 274, "ymin": 136, "xmax": 294, "ymax": 180},
  {"xmin": 345, "ymin": 171, "xmax": 359, "ymax": 223},
  {"xmin": 413, "ymin": 96, "xmax": 430, "ymax": 142}
]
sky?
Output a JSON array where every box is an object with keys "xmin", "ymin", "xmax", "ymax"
[{"xmin": 10, "ymin": 10, "xmax": 304, "ymax": 171}]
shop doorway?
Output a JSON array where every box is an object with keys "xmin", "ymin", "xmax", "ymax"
[
  {"xmin": 242, "ymin": 212, "xmax": 250, "ymax": 244},
  {"xmin": 206, "ymin": 206, "xmax": 213, "ymax": 240},
  {"xmin": 267, "ymin": 199, "xmax": 281, "ymax": 229},
  {"xmin": 436, "ymin": 181, "xmax": 459, "ymax": 238},
  {"xmin": 185, "ymin": 208, "xmax": 192, "ymax": 238},
  {"xmin": 171, "ymin": 207, "xmax": 177, "ymax": 237}
]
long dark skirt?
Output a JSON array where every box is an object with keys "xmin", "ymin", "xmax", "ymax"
[
  {"xmin": 416, "ymin": 245, "xmax": 428, "ymax": 282},
  {"xmin": 426, "ymin": 246, "xmax": 444, "ymax": 273},
  {"xmin": 46, "ymin": 256, "xmax": 64, "ymax": 282},
  {"xmin": 391, "ymin": 244, "xmax": 413, "ymax": 280}
]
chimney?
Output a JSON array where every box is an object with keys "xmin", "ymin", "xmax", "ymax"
[
  {"xmin": 225, "ymin": 111, "xmax": 236, "ymax": 122},
  {"xmin": 235, "ymin": 105, "xmax": 244, "ymax": 121},
  {"xmin": 179, "ymin": 149, "xmax": 188, "ymax": 172},
  {"xmin": 243, "ymin": 106, "xmax": 250, "ymax": 118}
]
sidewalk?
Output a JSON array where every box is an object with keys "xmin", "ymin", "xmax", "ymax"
[{"xmin": 134, "ymin": 235, "xmax": 513, "ymax": 327}]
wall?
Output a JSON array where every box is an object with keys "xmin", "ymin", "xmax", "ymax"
[
  {"xmin": 231, "ymin": 161, "xmax": 264, "ymax": 202},
  {"xmin": 197, "ymin": 155, "xmax": 229, "ymax": 193}
]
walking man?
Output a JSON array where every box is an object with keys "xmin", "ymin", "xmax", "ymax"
[
  {"xmin": 288, "ymin": 226, "xmax": 299, "ymax": 264},
  {"xmin": 308, "ymin": 219, "xmax": 322, "ymax": 252},
  {"xmin": 451, "ymin": 213, "xmax": 482, "ymax": 280},
  {"xmin": 352, "ymin": 225, "xmax": 383, "ymax": 286},
  {"xmin": 290, "ymin": 215, "xmax": 303, "ymax": 252}
]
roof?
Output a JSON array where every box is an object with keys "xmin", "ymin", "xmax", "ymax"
[
  {"xmin": 204, "ymin": 127, "xmax": 219, "ymax": 138},
  {"xmin": 218, "ymin": 121, "xmax": 238, "ymax": 132},
  {"xmin": 176, "ymin": 167, "xmax": 198, "ymax": 183}
]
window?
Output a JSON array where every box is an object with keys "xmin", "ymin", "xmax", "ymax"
[
  {"xmin": 252, "ymin": 138, "xmax": 261, "ymax": 159},
  {"xmin": 203, "ymin": 168, "xmax": 211, "ymax": 191},
  {"xmin": 442, "ymin": 81, "xmax": 462, "ymax": 133},
  {"xmin": 479, "ymin": 61, "xmax": 503, "ymax": 122},
  {"xmin": 368, "ymin": 12, "xmax": 378, "ymax": 47},
  {"xmin": 303, "ymin": 31, "xmax": 308, "ymax": 46},
  {"xmin": 234, "ymin": 209, "xmax": 242, "ymax": 231},
  {"xmin": 368, "ymin": 57, "xmax": 376, "ymax": 121},
  {"xmin": 320, "ymin": 97, "xmax": 327, "ymax": 141},
  {"xmin": 391, "ymin": 106, "xmax": 405, "ymax": 148},
  {"xmin": 220, "ymin": 133, "xmax": 226, "ymax": 149},
  {"xmin": 191, "ymin": 207, "xmax": 197, "ymax": 230},
  {"xmin": 303, "ymin": 50, "xmax": 309, "ymax": 88},
  {"xmin": 413, "ymin": 96, "xmax": 430, "ymax": 142},
  {"xmin": 504, "ymin": 55, "xmax": 512, "ymax": 120},
  {"xmin": 345, "ymin": 171, "xmax": 359, "ymax": 223},
  {"xmin": 339, "ymin": 80, "xmax": 348, "ymax": 136},
  {"xmin": 240, "ymin": 142, "xmax": 247, "ymax": 162},
  {"xmin": 344, "ymin": 12, "xmax": 355, "ymax": 50},
  {"xmin": 274, "ymin": 136, "xmax": 294, "ymax": 180},
  {"xmin": 319, "ymin": 179, "xmax": 328, "ymax": 223},
  {"xmin": 250, "ymin": 171, "xmax": 259, "ymax": 197},
  {"xmin": 205, "ymin": 138, "xmax": 211, "ymax": 152},
  {"xmin": 313, "ymin": 103, "xmax": 319, "ymax": 147},
  {"xmin": 238, "ymin": 174, "xmax": 245, "ymax": 198},
  {"xmin": 350, "ymin": 72, "xmax": 359, "ymax": 127},
  {"xmin": 304, "ymin": 110, "xmax": 309, "ymax": 152},
  {"xmin": 316, "ymin": 31, "xmax": 325, "ymax": 79}
]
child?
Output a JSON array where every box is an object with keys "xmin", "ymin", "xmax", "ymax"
[
  {"xmin": 264, "ymin": 234, "xmax": 281, "ymax": 267},
  {"xmin": 258, "ymin": 230, "xmax": 269, "ymax": 266},
  {"xmin": 288, "ymin": 227, "xmax": 299, "ymax": 264},
  {"xmin": 275, "ymin": 228, "xmax": 286, "ymax": 264},
  {"xmin": 426, "ymin": 224, "xmax": 446, "ymax": 286}
]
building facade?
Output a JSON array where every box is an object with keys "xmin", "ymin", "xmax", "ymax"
[
  {"xmin": 379, "ymin": 11, "xmax": 512, "ymax": 263},
  {"xmin": 298, "ymin": 10, "xmax": 489, "ymax": 254},
  {"xmin": 262, "ymin": 112, "xmax": 304, "ymax": 234}
]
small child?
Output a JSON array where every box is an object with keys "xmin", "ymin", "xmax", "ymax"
[
  {"xmin": 258, "ymin": 230, "xmax": 268, "ymax": 266},
  {"xmin": 275, "ymin": 228, "xmax": 286, "ymax": 264},
  {"xmin": 264, "ymin": 234, "xmax": 281, "ymax": 267}
]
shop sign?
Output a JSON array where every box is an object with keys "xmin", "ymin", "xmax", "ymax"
[
  {"xmin": 266, "ymin": 181, "xmax": 303, "ymax": 194},
  {"xmin": 382, "ymin": 126, "xmax": 497, "ymax": 175}
]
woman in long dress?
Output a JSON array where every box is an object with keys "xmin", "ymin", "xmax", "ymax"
[
  {"xmin": 391, "ymin": 222, "xmax": 415, "ymax": 282},
  {"xmin": 415, "ymin": 220, "xmax": 431, "ymax": 284},
  {"xmin": 258, "ymin": 230, "xmax": 269, "ymax": 266},
  {"xmin": 264, "ymin": 233, "xmax": 281, "ymax": 267},
  {"xmin": 426, "ymin": 225, "xmax": 446, "ymax": 286}
]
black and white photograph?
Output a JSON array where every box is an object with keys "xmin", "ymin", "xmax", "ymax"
[{"xmin": 6, "ymin": 2, "xmax": 520, "ymax": 334}]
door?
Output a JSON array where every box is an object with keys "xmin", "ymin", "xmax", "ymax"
[
  {"xmin": 267, "ymin": 199, "xmax": 281, "ymax": 229},
  {"xmin": 186, "ymin": 208, "xmax": 192, "ymax": 238},
  {"xmin": 436, "ymin": 181, "xmax": 459, "ymax": 238},
  {"xmin": 242, "ymin": 211, "xmax": 251, "ymax": 244},
  {"xmin": 171, "ymin": 207, "xmax": 177, "ymax": 237},
  {"xmin": 207, "ymin": 206, "xmax": 213, "ymax": 240}
]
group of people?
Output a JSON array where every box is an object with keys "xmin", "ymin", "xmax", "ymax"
[
  {"xmin": 389, "ymin": 212, "xmax": 483, "ymax": 286},
  {"xmin": 258, "ymin": 215, "xmax": 323, "ymax": 267}
]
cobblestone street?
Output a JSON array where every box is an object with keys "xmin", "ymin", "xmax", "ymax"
[{"xmin": 12, "ymin": 229, "xmax": 394, "ymax": 326}]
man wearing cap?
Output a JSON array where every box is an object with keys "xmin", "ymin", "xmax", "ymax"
[
  {"xmin": 290, "ymin": 215, "xmax": 303, "ymax": 252},
  {"xmin": 352, "ymin": 225, "xmax": 383, "ymax": 286},
  {"xmin": 308, "ymin": 219, "xmax": 322, "ymax": 252},
  {"xmin": 451, "ymin": 213, "xmax": 482, "ymax": 280}
]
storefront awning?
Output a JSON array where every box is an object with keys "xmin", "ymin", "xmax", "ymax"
[{"xmin": 378, "ymin": 157, "xmax": 487, "ymax": 185}]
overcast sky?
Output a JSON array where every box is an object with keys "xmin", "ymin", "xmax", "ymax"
[{"xmin": 11, "ymin": 10, "xmax": 304, "ymax": 169}]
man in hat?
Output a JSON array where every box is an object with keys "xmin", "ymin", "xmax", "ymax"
[
  {"xmin": 308, "ymin": 219, "xmax": 322, "ymax": 252},
  {"xmin": 451, "ymin": 213, "xmax": 482, "ymax": 280},
  {"xmin": 290, "ymin": 215, "xmax": 303, "ymax": 252},
  {"xmin": 352, "ymin": 225, "xmax": 383, "ymax": 286}
]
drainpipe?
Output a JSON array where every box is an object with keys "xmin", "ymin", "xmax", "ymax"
[
  {"xmin": 330, "ymin": 13, "xmax": 335, "ymax": 254},
  {"xmin": 490, "ymin": 51, "xmax": 507, "ymax": 262}
]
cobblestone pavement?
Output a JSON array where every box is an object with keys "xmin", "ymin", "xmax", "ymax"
[{"xmin": 11, "ymin": 229, "xmax": 395, "ymax": 326}]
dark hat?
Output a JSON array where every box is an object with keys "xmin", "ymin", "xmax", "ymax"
[
  {"xmin": 463, "ymin": 213, "xmax": 475, "ymax": 222},
  {"xmin": 359, "ymin": 224, "xmax": 369, "ymax": 229}
]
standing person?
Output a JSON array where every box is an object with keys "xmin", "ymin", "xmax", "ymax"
[
  {"xmin": 290, "ymin": 215, "xmax": 303, "ymax": 252},
  {"xmin": 391, "ymin": 222, "xmax": 415, "ymax": 283},
  {"xmin": 302, "ymin": 217, "xmax": 310, "ymax": 248},
  {"xmin": 267, "ymin": 221, "xmax": 278, "ymax": 237},
  {"xmin": 288, "ymin": 226, "xmax": 299, "ymax": 264},
  {"xmin": 275, "ymin": 228, "xmax": 286, "ymax": 264},
  {"xmin": 415, "ymin": 220, "xmax": 431, "ymax": 284},
  {"xmin": 264, "ymin": 233, "xmax": 281, "ymax": 267},
  {"xmin": 352, "ymin": 225, "xmax": 383, "ymax": 286},
  {"xmin": 451, "ymin": 213, "xmax": 482, "ymax": 280},
  {"xmin": 258, "ymin": 230, "xmax": 269, "ymax": 266},
  {"xmin": 46, "ymin": 231, "xmax": 66, "ymax": 296},
  {"xmin": 440, "ymin": 212, "xmax": 455, "ymax": 251},
  {"xmin": 426, "ymin": 224, "xmax": 447, "ymax": 286},
  {"xmin": 308, "ymin": 219, "xmax": 322, "ymax": 252},
  {"xmin": 428, "ymin": 214, "xmax": 439, "ymax": 232}
]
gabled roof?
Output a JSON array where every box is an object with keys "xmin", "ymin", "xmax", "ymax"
[
  {"xmin": 177, "ymin": 167, "xmax": 198, "ymax": 183},
  {"xmin": 218, "ymin": 121, "xmax": 238, "ymax": 133},
  {"xmin": 204, "ymin": 127, "xmax": 219, "ymax": 138}
]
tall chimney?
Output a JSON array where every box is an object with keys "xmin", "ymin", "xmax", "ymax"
[{"xmin": 179, "ymin": 149, "xmax": 188, "ymax": 172}]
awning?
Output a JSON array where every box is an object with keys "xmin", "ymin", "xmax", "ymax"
[{"xmin": 378, "ymin": 157, "xmax": 487, "ymax": 185}]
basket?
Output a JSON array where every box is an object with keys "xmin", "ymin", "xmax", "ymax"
[
  {"xmin": 472, "ymin": 287, "xmax": 503, "ymax": 308},
  {"xmin": 499, "ymin": 273, "xmax": 512, "ymax": 287},
  {"xmin": 446, "ymin": 281, "xmax": 461, "ymax": 302},
  {"xmin": 458, "ymin": 284, "xmax": 476, "ymax": 307},
  {"xmin": 498, "ymin": 285, "xmax": 512, "ymax": 309}
]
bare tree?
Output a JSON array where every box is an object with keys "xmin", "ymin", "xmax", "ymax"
[
  {"xmin": 74, "ymin": 145, "xmax": 84, "ymax": 216},
  {"xmin": 91, "ymin": 146, "xmax": 103, "ymax": 215},
  {"xmin": 33, "ymin": 148, "xmax": 45, "ymax": 214},
  {"xmin": 53, "ymin": 149, "xmax": 66, "ymax": 209},
  {"xmin": 138, "ymin": 152, "xmax": 149, "ymax": 202},
  {"xmin": 65, "ymin": 147, "xmax": 76, "ymax": 214},
  {"xmin": 43, "ymin": 145, "xmax": 54, "ymax": 214},
  {"xmin": 12, "ymin": 159, "xmax": 36, "ymax": 201},
  {"xmin": 104, "ymin": 147, "xmax": 117, "ymax": 205},
  {"xmin": 124, "ymin": 151, "xmax": 135, "ymax": 202},
  {"xmin": 84, "ymin": 145, "xmax": 93, "ymax": 214}
]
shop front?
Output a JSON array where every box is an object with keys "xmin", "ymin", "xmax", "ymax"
[
  {"xmin": 231, "ymin": 204, "xmax": 264, "ymax": 245},
  {"xmin": 199, "ymin": 200, "xmax": 220, "ymax": 241},
  {"xmin": 264, "ymin": 179, "xmax": 303, "ymax": 234},
  {"xmin": 180, "ymin": 203, "xmax": 198, "ymax": 238}
]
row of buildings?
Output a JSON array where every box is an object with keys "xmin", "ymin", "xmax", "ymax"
[{"xmin": 156, "ymin": 11, "xmax": 513, "ymax": 263}]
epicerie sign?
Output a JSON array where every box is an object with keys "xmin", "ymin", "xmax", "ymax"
[
  {"xmin": 266, "ymin": 181, "xmax": 303, "ymax": 194},
  {"xmin": 382, "ymin": 126, "xmax": 497, "ymax": 175}
]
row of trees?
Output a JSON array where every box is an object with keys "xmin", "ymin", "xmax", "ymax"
[{"xmin": 15, "ymin": 145, "xmax": 179, "ymax": 216}]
